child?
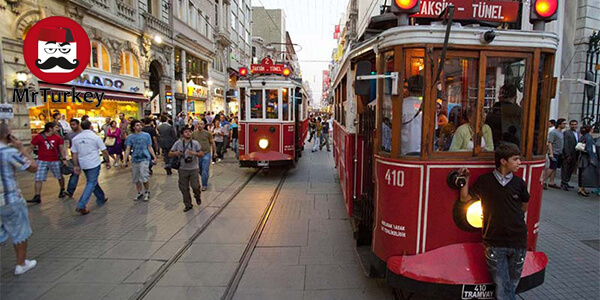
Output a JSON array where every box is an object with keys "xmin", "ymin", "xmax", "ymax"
[{"xmin": 459, "ymin": 143, "xmax": 529, "ymax": 300}]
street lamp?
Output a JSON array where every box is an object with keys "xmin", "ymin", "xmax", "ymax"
[
  {"xmin": 207, "ymin": 80, "xmax": 213, "ymax": 86},
  {"xmin": 144, "ymin": 89, "xmax": 154, "ymax": 99},
  {"xmin": 154, "ymin": 34, "xmax": 162, "ymax": 44},
  {"xmin": 15, "ymin": 71, "xmax": 28, "ymax": 88}
]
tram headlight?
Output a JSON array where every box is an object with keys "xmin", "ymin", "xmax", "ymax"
[
  {"xmin": 453, "ymin": 198, "xmax": 483, "ymax": 232},
  {"xmin": 258, "ymin": 138, "xmax": 269, "ymax": 149}
]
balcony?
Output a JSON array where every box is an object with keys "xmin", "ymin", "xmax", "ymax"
[
  {"xmin": 142, "ymin": 12, "xmax": 172, "ymax": 37},
  {"xmin": 90, "ymin": 0, "xmax": 109, "ymax": 9},
  {"xmin": 215, "ymin": 29, "xmax": 232, "ymax": 47},
  {"xmin": 116, "ymin": 0, "xmax": 136, "ymax": 23}
]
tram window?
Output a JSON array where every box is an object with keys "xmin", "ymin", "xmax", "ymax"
[
  {"xmin": 266, "ymin": 89, "xmax": 279, "ymax": 119},
  {"xmin": 240, "ymin": 88, "xmax": 246, "ymax": 121},
  {"xmin": 436, "ymin": 57, "xmax": 489, "ymax": 152},
  {"xmin": 484, "ymin": 57, "xmax": 527, "ymax": 151},
  {"xmin": 282, "ymin": 88, "xmax": 289, "ymax": 121},
  {"xmin": 250, "ymin": 89, "xmax": 263, "ymax": 119},
  {"xmin": 381, "ymin": 51, "xmax": 394, "ymax": 153},
  {"xmin": 401, "ymin": 52, "xmax": 424, "ymax": 156},
  {"xmin": 533, "ymin": 54, "xmax": 551, "ymax": 156}
]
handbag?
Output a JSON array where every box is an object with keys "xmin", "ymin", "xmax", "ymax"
[
  {"xmin": 105, "ymin": 136, "xmax": 116, "ymax": 147},
  {"xmin": 575, "ymin": 142, "xmax": 586, "ymax": 152}
]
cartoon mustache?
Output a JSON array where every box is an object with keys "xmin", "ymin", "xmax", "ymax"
[{"xmin": 35, "ymin": 57, "xmax": 79, "ymax": 70}]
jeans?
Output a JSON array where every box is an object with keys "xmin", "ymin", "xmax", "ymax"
[
  {"xmin": 232, "ymin": 138, "xmax": 238, "ymax": 159},
  {"xmin": 320, "ymin": 133, "xmax": 330, "ymax": 151},
  {"xmin": 67, "ymin": 172, "xmax": 79, "ymax": 195},
  {"xmin": 198, "ymin": 152, "xmax": 211, "ymax": 187},
  {"xmin": 216, "ymin": 141, "xmax": 223, "ymax": 159},
  {"xmin": 484, "ymin": 246, "xmax": 526, "ymax": 300},
  {"xmin": 77, "ymin": 165, "xmax": 106, "ymax": 209},
  {"xmin": 312, "ymin": 136, "xmax": 320, "ymax": 151},
  {"xmin": 162, "ymin": 147, "xmax": 173, "ymax": 169},
  {"xmin": 178, "ymin": 168, "xmax": 201, "ymax": 208}
]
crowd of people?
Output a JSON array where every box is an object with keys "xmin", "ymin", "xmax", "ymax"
[
  {"xmin": 308, "ymin": 114, "xmax": 333, "ymax": 152},
  {"xmin": 544, "ymin": 119, "xmax": 600, "ymax": 197}
]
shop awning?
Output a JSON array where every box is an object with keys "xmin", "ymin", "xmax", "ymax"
[{"xmin": 38, "ymin": 83, "xmax": 148, "ymax": 102}]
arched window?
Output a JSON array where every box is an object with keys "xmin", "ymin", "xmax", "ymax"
[
  {"xmin": 89, "ymin": 41, "xmax": 111, "ymax": 72},
  {"xmin": 120, "ymin": 51, "xmax": 139, "ymax": 77}
]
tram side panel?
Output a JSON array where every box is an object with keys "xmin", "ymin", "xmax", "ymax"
[
  {"xmin": 334, "ymin": 121, "xmax": 355, "ymax": 217},
  {"xmin": 239, "ymin": 123, "xmax": 246, "ymax": 156},
  {"xmin": 283, "ymin": 123, "xmax": 295, "ymax": 157}
]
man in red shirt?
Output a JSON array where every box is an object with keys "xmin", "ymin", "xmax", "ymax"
[{"xmin": 28, "ymin": 122, "xmax": 68, "ymax": 203}]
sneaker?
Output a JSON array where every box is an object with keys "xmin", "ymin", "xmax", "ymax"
[
  {"xmin": 75, "ymin": 207, "xmax": 90, "ymax": 215},
  {"xmin": 63, "ymin": 191, "xmax": 73, "ymax": 198},
  {"xmin": 217, "ymin": 158, "xmax": 222, "ymax": 162},
  {"xmin": 14, "ymin": 260, "xmax": 37, "ymax": 275},
  {"xmin": 195, "ymin": 197, "xmax": 202, "ymax": 205},
  {"xmin": 27, "ymin": 195, "xmax": 41, "ymax": 204},
  {"xmin": 58, "ymin": 189, "xmax": 66, "ymax": 198},
  {"xmin": 114, "ymin": 162, "xmax": 121, "ymax": 167},
  {"xmin": 201, "ymin": 187, "xmax": 207, "ymax": 191},
  {"xmin": 183, "ymin": 205, "xmax": 193, "ymax": 212},
  {"xmin": 143, "ymin": 191, "xmax": 150, "ymax": 201},
  {"xmin": 134, "ymin": 192, "xmax": 144, "ymax": 201},
  {"xmin": 211, "ymin": 161, "xmax": 215, "ymax": 165}
]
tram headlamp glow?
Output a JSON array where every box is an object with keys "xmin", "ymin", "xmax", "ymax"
[
  {"xmin": 534, "ymin": 0, "xmax": 558, "ymax": 18},
  {"xmin": 465, "ymin": 200, "xmax": 483, "ymax": 229},
  {"xmin": 258, "ymin": 138, "xmax": 269, "ymax": 149}
]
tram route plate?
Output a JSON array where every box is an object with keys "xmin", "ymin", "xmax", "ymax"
[
  {"xmin": 461, "ymin": 284, "xmax": 494, "ymax": 299},
  {"xmin": 257, "ymin": 161, "xmax": 269, "ymax": 167}
]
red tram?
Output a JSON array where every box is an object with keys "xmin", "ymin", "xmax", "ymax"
[
  {"xmin": 332, "ymin": 1, "xmax": 558, "ymax": 298},
  {"xmin": 237, "ymin": 57, "xmax": 309, "ymax": 168}
]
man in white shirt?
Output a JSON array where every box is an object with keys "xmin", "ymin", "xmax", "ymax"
[{"xmin": 71, "ymin": 120, "xmax": 111, "ymax": 215}]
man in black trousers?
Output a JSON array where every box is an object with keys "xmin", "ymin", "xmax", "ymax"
[{"xmin": 561, "ymin": 120, "xmax": 579, "ymax": 190}]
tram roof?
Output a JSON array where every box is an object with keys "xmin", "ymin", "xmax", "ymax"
[{"xmin": 334, "ymin": 24, "xmax": 559, "ymax": 86}]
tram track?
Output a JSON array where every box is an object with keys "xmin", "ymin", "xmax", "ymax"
[{"xmin": 127, "ymin": 168, "xmax": 288, "ymax": 300}]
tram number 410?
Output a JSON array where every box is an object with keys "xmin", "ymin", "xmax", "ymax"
[
  {"xmin": 461, "ymin": 284, "xmax": 494, "ymax": 299},
  {"xmin": 384, "ymin": 169, "xmax": 404, "ymax": 187}
]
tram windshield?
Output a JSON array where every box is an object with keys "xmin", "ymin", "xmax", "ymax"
[
  {"xmin": 266, "ymin": 89, "xmax": 279, "ymax": 119},
  {"xmin": 250, "ymin": 90, "xmax": 263, "ymax": 119}
]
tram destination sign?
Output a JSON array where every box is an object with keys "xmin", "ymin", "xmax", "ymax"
[
  {"xmin": 412, "ymin": 0, "xmax": 520, "ymax": 23},
  {"xmin": 251, "ymin": 57, "xmax": 284, "ymax": 75}
]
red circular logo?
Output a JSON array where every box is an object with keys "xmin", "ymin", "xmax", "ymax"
[{"xmin": 23, "ymin": 16, "xmax": 90, "ymax": 84}]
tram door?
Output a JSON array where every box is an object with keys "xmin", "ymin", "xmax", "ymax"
[
  {"xmin": 294, "ymin": 88, "xmax": 302, "ymax": 160},
  {"xmin": 356, "ymin": 98, "xmax": 376, "ymax": 247}
]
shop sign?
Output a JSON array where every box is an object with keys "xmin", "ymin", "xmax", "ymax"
[
  {"xmin": 412, "ymin": 0, "xmax": 520, "ymax": 23},
  {"xmin": 71, "ymin": 69, "xmax": 144, "ymax": 93},
  {"xmin": 0, "ymin": 103, "xmax": 14, "ymax": 120},
  {"xmin": 188, "ymin": 85, "xmax": 208, "ymax": 98},
  {"xmin": 165, "ymin": 90, "xmax": 173, "ymax": 104},
  {"xmin": 250, "ymin": 57, "xmax": 285, "ymax": 75}
]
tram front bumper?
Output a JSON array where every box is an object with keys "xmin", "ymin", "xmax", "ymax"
[
  {"xmin": 385, "ymin": 243, "xmax": 547, "ymax": 299},
  {"xmin": 239, "ymin": 151, "xmax": 294, "ymax": 168}
]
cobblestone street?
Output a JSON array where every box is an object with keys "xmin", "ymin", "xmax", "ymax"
[{"xmin": 0, "ymin": 148, "xmax": 598, "ymax": 300}]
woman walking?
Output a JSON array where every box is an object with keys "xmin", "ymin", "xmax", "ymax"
[
  {"xmin": 105, "ymin": 121, "xmax": 123, "ymax": 166},
  {"xmin": 577, "ymin": 124, "xmax": 599, "ymax": 197},
  {"xmin": 213, "ymin": 119, "xmax": 224, "ymax": 162}
]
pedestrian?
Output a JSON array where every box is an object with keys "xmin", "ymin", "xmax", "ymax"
[
  {"xmin": 105, "ymin": 120, "xmax": 123, "ymax": 166},
  {"xmin": 64, "ymin": 119, "xmax": 82, "ymax": 198},
  {"xmin": 192, "ymin": 121, "xmax": 216, "ymax": 190},
  {"xmin": 312, "ymin": 117, "xmax": 322, "ymax": 152},
  {"xmin": 576, "ymin": 124, "xmax": 599, "ymax": 197},
  {"xmin": 548, "ymin": 119, "xmax": 556, "ymax": 135},
  {"xmin": 142, "ymin": 117, "xmax": 159, "ymax": 175},
  {"xmin": 52, "ymin": 112, "xmax": 67, "ymax": 138},
  {"xmin": 213, "ymin": 119, "xmax": 224, "ymax": 161},
  {"xmin": 170, "ymin": 126, "xmax": 204, "ymax": 212},
  {"xmin": 71, "ymin": 120, "xmax": 111, "ymax": 215},
  {"xmin": 561, "ymin": 120, "xmax": 579, "ymax": 190},
  {"xmin": 157, "ymin": 115, "xmax": 177, "ymax": 175},
  {"xmin": 101, "ymin": 117, "xmax": 111, "ymax": 138},
  {"xmin": 230, "ymin": 117, "xmax": 239, "ymax": 159},
  {"xmin": 119, "ymin": 113, "xmax": 130, "ymax": 165},
  {"xmin": 544, "ymin": 118, "xmax": 566, "ymax": 189},
  {"xmin": 0, "ymin": 123, "xmax": 38, "ymax": 275},
  {"xmin": 459, "ymin": 143, "xmax": 529, "ymax": 300},
  {"xmin": 308, "ymin": 116, "xmax": 315, "ymax": 142},
  {"xmin": 28, "ymin": 122, "xmax": 68, "ymax": 203},
  {"xmin": 123, "ymin": 120, "xmax": 157, "ymax": 201},
  {"xmin": 220, "ymin": 114, "xmax": 230, "ymax": 154},
  {"xmin": 320, "ymin": 118, "xmax": 331, "ymax": 151}
]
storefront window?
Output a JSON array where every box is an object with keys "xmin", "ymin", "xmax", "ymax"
[
  {"xmin": 266, "ymin": 89, "xmax": 279, "ymax": 119},
  {"xmin": 89, "ymin": 41, "xmax": 111, "ymax": 72},
  {"xmin": 435, "ymin": 55, "xmax": 481, "ymax": 153},
  {"xmin": 484, "ymin": 57, "xmax": 527, "ymax": 150},
  {"xmin": 401, "ymin": 50, "xmax": 424, "ymax": 156},
  {"xmin": 120, "ymin": 52, "xmax": 139, "ymax": 77},
  {"xmin": 381, "ymin": 51, "xmax": 394, "ymax": 153},
  {"xmin": 282, "ymin": 88, "xmax": 289, "ymax": 121},
  {"xmin": 250, "ymin": 89, "xmax": 263, "ymax": 119}
]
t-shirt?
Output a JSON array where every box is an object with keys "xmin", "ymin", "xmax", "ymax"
[
  {"xmin": 231, "ymin": 123, "xmax": 239, "ymax": 139},
  {"xmin": 31, "ymin": 133, "xmax": 63, "ymax": 161},
  {"xmin": 171, "ymin": 139, "xmax": 201, "ymax": 170},
  {"xmin": 213, "ymin": 127, "xmax": 224, "ymax": 142},
  {"xmin": 548, "ymin": 128, "xmax": 564, "ymax": 156},
  {"xmin": 322, "ymin": 122, "xmax": 329, "ymax": 134},
  {"xmin": 471, "ymin": 172, "xmax": 530, "ymax": 248},
  {"xmin": 125, "ymin": 132, "xmax": 152, "ymax": 163},
  {"xmin": 65, "ymin": 130, "xmax": 81, "ymax": 149},
  {"xmin": 401, "ymin": 96, "xmax": 422, "ymax": 155},
  {"xmin": 192, "ymin": 130, "xmax": 213, "ymax": 153},
  {"xmin": 71, "ymin": 130, "xmax": 106, "ymax": 170},
  {"xmin": 221, "ymin": 122, "xmax": 230, "ymax": 136},
  {"xmin": 142, "ymin": 126, "xmax": 158, "ymax": 149},
  {"xmin": 119, "ymin": 120, "xmax": 130, "ymax": 139}
]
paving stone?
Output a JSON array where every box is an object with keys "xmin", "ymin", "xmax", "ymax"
[
  {"xmin": 233, "ymin": 288, "xmax": 304, "ymax": 300},
  {"xmin": 150, "ymin": 241, "xmax": 187, "ymax": 261},
  {"xmin": 238, "ymin": 265, "xmax": 306, "ymax": 290},
  {"xmin": 0, "ymin": 282, "xmax": 54, "ymax": 300},
  {"xmin": 101, "ymin": 284, "xmax": 143, "ymax": 300},
  {"xmin": 178, "ymin": 243, "xmax": 246, "ymax": 262},
  {"xmin": 36, "ymin": 283, "xmax": 115, "ymax": 300},
  {"xmin": 156, "ymin": 262, "xmax": 238, "ymax": 287},
  {"xmin": 100, "ymin": 240, "xmax": 166, "ymax": 259},
  {"xmin": 247, "ymin": 247, "xmax": 301, "ymax": 267},
  {"xmin": 143, "ymin": 286, "xmax": 226, "ymax": 300},
  {"xmin": 123, "ymin": 260, "xmax": 165, "ymax": 283},
  {"xmin": 39, "ymin": 239, "xmax": 121, "ymax": 259},
  {"xmin": 58, "ymin": 259, "xmax": 144, "ymax": 283},
  {"xmin": 1, "ymin": 258, "xmax": 85, "ymax": 284},
  {"xmin": 305, "ymin": 264, "xmax": 378, "ymax": 290}
]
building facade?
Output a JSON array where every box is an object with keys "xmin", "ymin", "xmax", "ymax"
[
  {"xmin": 1, "ymin": 0, "xmax": 173, "ymax": 142},
  {"xmin": 251, "ymin": 6, "xmax": 286, "ymax": 62}
]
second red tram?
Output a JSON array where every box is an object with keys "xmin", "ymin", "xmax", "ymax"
[
  {"xmin": 332, "ymin": 2, "xmax": 558, "ymax": 299},
  {"xmin": 237, "ymin": 59, "xmax": 309, "ymax": 168}
]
